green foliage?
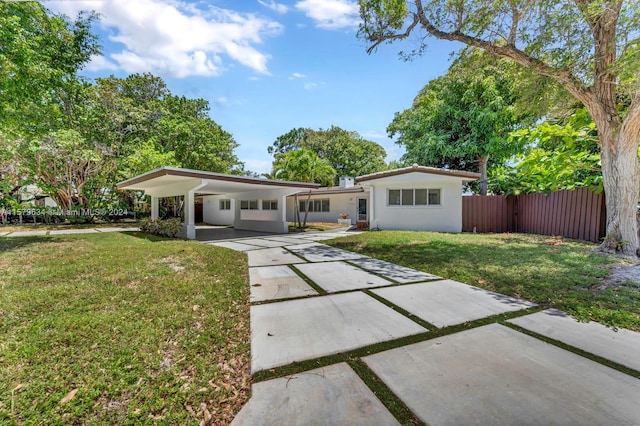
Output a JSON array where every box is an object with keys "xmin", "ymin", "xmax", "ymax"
[
  {"xmin": 120, "ymin": 140, "xmax": 180, "ymax": 179},
  {"xmin": 0, "ymin": 3, "xmax": 99, "ymax": 138},
  {"xmin": 269, "ymin": 125, "xmax": 386, "ymax": 181},
  {"xmin": 87, "ymin": 74, "xmax": 242, "ymax": 179},
  {"xmin": 271, "ymin": 148, "xmax": 336, "ymax": 186},
  {"xmin": 20, "ymin": 129, "xmax": 116, "ymax": 210},
  {"xmin": 490, "ymin": 109, "xmax": 603, "ymax": 195},
  {"xmin": 388, "ymin": 49, "xmax": 539, "ymax": 193},
  {"xmin": 139, "ymin": 217, "xmax": 184, "ymax": 238}
]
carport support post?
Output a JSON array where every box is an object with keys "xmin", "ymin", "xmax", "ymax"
[
  {"xmin": 184, "ymin": 189, "xmax": 196, "ymax": 239},
  {"xmin": 151, "ymin": 196, "xmax": 159, "ymax": 221}
]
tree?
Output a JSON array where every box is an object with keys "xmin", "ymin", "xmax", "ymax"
[
  {"xmin": 269, "ymin": 126, "xmax": 387, "ymax": 182},
  {"xmin": 271, "ymin": 149, "xmax": 336, "ymax": 228},
  {"xmin": 491, "ymin": 109, "xmax": 603, "ymax": 195},
  {"xmin": 21, "ymin": 130, "xmax": 116, "ymax": 211},
  {"xmin": 86, "ymin": 74, "xmax": 243, "ymax": 177},
  {"xmin": 0, "ymin": 2, "xmax": 99, "ymax": 139},
  {"xmin": 358, "ymin": 1, "xmax": 640, "ymax": 255},
  {"xmin": 388, "ymin": 49, "xmax": 535, "ymax": 194}
]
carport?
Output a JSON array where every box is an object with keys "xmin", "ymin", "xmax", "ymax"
[{"xmin": 117, "ymin": 167, "xmax": 319, "ymax": 239}]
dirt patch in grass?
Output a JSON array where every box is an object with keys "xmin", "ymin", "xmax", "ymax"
[
  {"xmin": 603, "ymin": 263, "xmax": 640, "ymax": 287},
  {"xmin": 0, "ymin": 232, "xmax": 251, "ymax": 425}
]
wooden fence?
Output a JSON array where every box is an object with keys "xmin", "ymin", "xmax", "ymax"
[{"xmin": 462, "ymin": 187, "xmax": 606, "ymax": 243}]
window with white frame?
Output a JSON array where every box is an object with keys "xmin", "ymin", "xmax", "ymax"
[
  {"xmin": 299, "ymin": 198, "xmax": 330, "ymax": 212},
  {"xmin": 240, "ymin": 200, "xmax": 259, "ymax": 210},
  {"xmin": 262, "ymin": 199, "xmax": 278, "ymax": 210},
  {"xmin": 219, "ymin": 199, "xmax": 231, "ymax": 210},
  {"xmin": 388, "ymin": 188, "xmax": 441, "ymax": 206}
]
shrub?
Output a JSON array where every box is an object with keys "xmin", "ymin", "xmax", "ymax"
[{"xmin": 140, "ymin": 218, "xmax": 183, "ymax": 238}]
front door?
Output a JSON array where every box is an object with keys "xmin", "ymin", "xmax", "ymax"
[{"xmin": 357, "ymin": 198, "xmax": 368, "ymax": 222}]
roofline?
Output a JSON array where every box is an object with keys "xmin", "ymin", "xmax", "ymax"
[
  {"xmin": 357, "ymin": 165, "xmax": 480, "ymax": 182},
  {"xmin": 117, "ymin": 167, "xmax": 320, "ymax": 190},
  {"xmin": 294, "ymin": 186, "xmax": 365, "ymax": 196}
]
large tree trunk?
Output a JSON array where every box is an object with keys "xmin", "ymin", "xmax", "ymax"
[
  {"xmin": 478, "ymin": 154, "xmax": 489, "ymax": 196},
  {"xmin": 596, "ymin": 121, "xmax": 640, "ymax": 256}
]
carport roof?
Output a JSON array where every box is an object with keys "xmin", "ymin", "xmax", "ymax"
[{"xmin": 117, "ymin": 167, "xmax": 320, "ymax": 194}]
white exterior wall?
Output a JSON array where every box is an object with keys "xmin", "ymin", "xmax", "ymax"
[
  {"xmin": 202, "ymin": 195, "xmax": 235, "ymax": 225},
  {"xmin": 366, "ymin": 172, "xmax": 465, "ymax": 232},
  {"xmin": 285, "ymin": 192, "xmax": 363, "ymax": 223}
]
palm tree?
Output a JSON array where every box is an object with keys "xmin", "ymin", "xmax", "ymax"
[{"xmin": 271, "ymin": 148, "xmax": 336, "ymax": 228}]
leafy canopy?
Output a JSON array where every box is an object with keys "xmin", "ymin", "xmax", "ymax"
[
  {"xmin": 269, "ymin": 126, "xmax": 387, "ymax": 182},
  {"xmin": 271, "ymin": 149, "xmax": 336, "ymax": 186}
]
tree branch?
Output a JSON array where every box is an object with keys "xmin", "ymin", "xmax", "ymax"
[
  {"xmin": 366, "ymin": 13, "xmax": 420, "ymax": 54},
  {"xmin": 408, "ymin": 0, "xmax": 595, "ymax": 108}
]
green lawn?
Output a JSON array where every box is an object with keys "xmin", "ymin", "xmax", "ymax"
[
  {"xmin": 0, "ymin": 232, "xmax": 250, "ymax": 425},
  {"xmin": 327, "ymin": 231, "xmax": 640, "ymax": 331}
]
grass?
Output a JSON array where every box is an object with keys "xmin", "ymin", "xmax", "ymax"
[
  {"xmin": 0, "ymin": 232, "xmax": 250, "ymax": 425},
  {"xmin": 288, "ymin": 222, "xmax": 346, "ymax": 232},
  {"xmin": 327, "ymin": 231, "xmax": 640, "ymax": 331},
  {"xmin": 0, "ymin": 220, "xmax": 139, "ymax": 233}
]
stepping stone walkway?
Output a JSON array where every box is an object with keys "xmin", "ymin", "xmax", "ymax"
[{"xmin": 204, "ymin": 229, "xmax": 640, "ymax": 424}]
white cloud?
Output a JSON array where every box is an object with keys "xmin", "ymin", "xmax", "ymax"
[
  {"xmin": 48, "ymin": 0, "xmax": 282, "ymax": 77},
  {"xmin": 258, "ymin": 0, "xmax": 288, "ymax": 14},
  {"xmin": 289, "ymin": 72, "xmax": 306, "ymax": 79},
  {"xmin": 304, "ymin": 82, "xmax": 318, "ymax": 90},
  {"xmin": 295, "ymin": 0, "xmax": 360, "ymax": 29}
]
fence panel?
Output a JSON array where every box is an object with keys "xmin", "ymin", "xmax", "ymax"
[
  {"xmin": 462, "ymin": 188, "xmax": 605, "ymax": 243},
  {"xmin": 462, "ymin": 195, "xmax": 514, "ymax": 233}
]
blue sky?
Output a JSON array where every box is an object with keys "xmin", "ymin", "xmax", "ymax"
[{"xmin": 47, "ymin": 0, "xmax": 460, "ymax": 174}]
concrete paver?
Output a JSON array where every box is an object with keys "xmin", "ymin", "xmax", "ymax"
[
  {"xmin": 295, "ymin": 261, "xmax": 392, "ymax": 293},
  {"xmin": 299, "ymin": 233, "xmax": 349, "ymax": 241},
  {"xmin": 349, "ymin": 257, "xmax": 440, "ymax": 283},
  {"xmin": 6, "ymin": 230, "xmax": 48, "ymax": 237},
  {"xmin": 264, "ymin": 236, "xmax": 312, "ymax": 245},
  {"xmin": 372, "ymin": 279, "xmax": 536, "ymax": 328},
  {"xmin": 0, "ymin": 232, "xmax": 8, "ymax": 236},
  {"xmin": 250, "ymin": 291, "xmax": 427, "ymax": 372},
  {"xmin": 249, "ymin": 266, "xmax": 318, "ymax": 302},
  {"xmin": 209, "ymin": 241, "xmax": 264, "ymax": 251},
  {"xmin": 364, "ymin": 324, "xmax": 640, "ymax": 425},
  {"xmin": 246, "ymin": 247, "xmax": 307, "ymax": 267},
  {"xmin": 238, "ymin": 238, "xmax": 290, "ymax": 248},
  {"xmin": 231, "ymin": 363, "xmax": 399, "ymax": 426},
  {"xmin": 49, "ymin": 228, "xmax": 99, "ymax": 235},
  {"xmin": 286, "ymin": 242, "xmax": 366, "ymax": 262},
  {"xmin": 509, "ymin": 309, "xmax": 640, "ymax": 372}
]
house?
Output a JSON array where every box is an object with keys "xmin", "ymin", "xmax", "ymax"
[
  {"xmin": 290, "ymin": 165, "xmax": 479, "ymax": 232},
  {"xmin": 118, "ymin": 164, "xmax": 479, "ymax": 238}
]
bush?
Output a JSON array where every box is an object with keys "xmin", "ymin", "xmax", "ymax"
[{"xmin": 139, "ymin": 218, "xmax": 183, "ymax": 238}]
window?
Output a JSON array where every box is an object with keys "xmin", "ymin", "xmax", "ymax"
[
  {"xmin": 415, "ymin": 189, "xmax": 428, "ymax": 205},
  {"xmin": 262, "ymin": 199, "xmax": 278, "ymax": 210},
  {"xmin": 388, "ymin": 190, "xmax": 401, "ymax": 206},
  {"xmin": 428, "ymin": 189, "xmax": 441, "ymax": 205},
  {"xmin": 401, "ymin": 189, "xmax": 414, "ymax": 205},
  {"xmin": 219, "ymin": 199, "xmax": 231, "ymax": 210},
  {"xmin": 388, "ymin": 188, "xmax": 441, "ymax": 206},
  {"xmin": 240, "ymin": 200, "xmax": 258, "ymax": 210},
  {"xmin": 299, "ymin": 198, "xmax": 330, "ymax": 212}
]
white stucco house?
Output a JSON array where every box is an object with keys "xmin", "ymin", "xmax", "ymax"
[
  {"xmin": 290, "ymin": 165, "xmax": 480, "ymax": 232},
  {"xmin": 118, "ymin": 164, "xmax": 479, "ymax": 239}
]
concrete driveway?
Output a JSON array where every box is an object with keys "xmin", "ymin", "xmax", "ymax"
[{"xmin": 204, "ymin": 229, "xmax": 640, "ymax": 425}]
